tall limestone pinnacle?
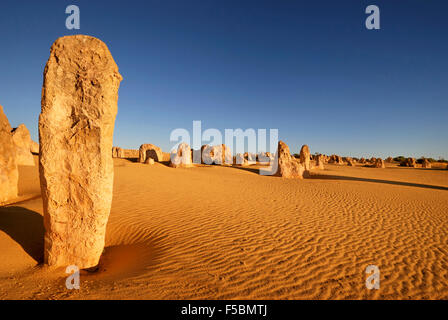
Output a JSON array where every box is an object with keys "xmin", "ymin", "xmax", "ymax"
[
  {"xmin": 0, "ymin": 105, "xmax": 19, "ymax": 204},
  {"xmin": 39, "ymin": 35, "xmax": 122, "ymax": 268}
]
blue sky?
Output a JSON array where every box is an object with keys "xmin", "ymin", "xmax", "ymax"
[{"xmin": 0, "ymin": 0, "xmax": 447, "ymax": 159}]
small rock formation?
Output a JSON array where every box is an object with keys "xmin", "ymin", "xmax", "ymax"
[
  {"xmin": 275, "ymin": 141, "xmax": 304, "ymax": 178},
  {"xmin": 258, "ymin": 152, "xmax": 274, "ymax": 165},
  {"xmin": 421, "ymin": 158, "xmax": 431, "ymax": 168},
  {"xmin": 243, "ymin": 152, "xmax": 256, "ymax": 165},
  {"xmin": 299, "ymin": 145, "xmax": 311, "ymax": 171},
  {"xmin": 169, "ymin": 143, "xmax": 192, "ymax": 168},
  {"xmin": 373, "ymin": 158, "xmax": 385, "ymax": 168},
  {"xmin": 39, "ymin": 35, "xmax": 122, "ymax": 268},
  {"xmin": 139, "ymin": 144, "xmax": 163, "ymax": 163},
  {"xmin": 329, "ymin": 155, "xmax": 344, "ymax": 165},
  {"xmin": 315, "ymin": 154, "xmax": 325, "ymax": 170},
  {"xmin": 30, "ymin": 140, "xmax": 39, "ymax": 154},
  {"xmin": 385, "ymin": 157, "xmax": 393, "ymax": 163},
  {"xmin": 112, "ymin": 146, "xmax": 124, "ymax": 158},
  {"xmin": 236, "ymin": 153, "xmax": 248, "ymax": 166},
  {"xmin": 202, "ymin": 144, "xmax": 232, "ymax": 165},
  {"xmin": 10, "ymin": 124, "xmax": 35, "ymax": 166},
  {"xmin": 346, "ymin": 157, "xmax": 355, "ymax": 167},
  {"xmin": 358, "ymin": 158, "xmax": 366, "ymax": 164},
  {"xmin": 400, "ymin": 157, "xmax": 417, "ymax": 168},
  {"xmin": 145, "ymin": 158, "xmax": 155, "ymax": 165},
  {"xmin": 0, "ymin": 105, "xmax": 18, "ymax": 204}
]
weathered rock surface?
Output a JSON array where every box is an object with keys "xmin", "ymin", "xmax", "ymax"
[
  {"xmin": 139, "ymin": 144, "xmax": 163, "ymax": 163},
  {"xmin": 385, "ymin": 157, "xmax": 393, "ymax": 163},
  {"xmin": 169, "ymin": 143, "xmax": 192, "ymax": 168},
  {"xmin": 274, "ymin": 141, "xmax": 304, "ymax": 178},
  {"xmin": 39, "ymin": 35, "xmax": 122, "ymax": 268},
  {"xmin": 11, "ymin": 124, "xmax": 35, "ymax": 166},
  {"xmin": 299, "ymin": 145, "xmax": 311, "ymax": 171},
  {"xmin": 30, "ymin": 140, "xmax": 39, "ymax": 154},
  {"xmin": 0, "ymin": 105, "xmax": 18, "ymax": 204},
  {"xmin": 145, "ymin": 158, "xmax": 155, "ymax": 165}
]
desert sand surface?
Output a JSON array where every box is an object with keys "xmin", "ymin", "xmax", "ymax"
[{"xmin": 0, "ymin": 156, "xmax": 447, "ymax": 300}]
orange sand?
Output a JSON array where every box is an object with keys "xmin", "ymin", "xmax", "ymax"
[{"xmin": 1, "ymin": 156, "xmax": 447, "ymax": 299}]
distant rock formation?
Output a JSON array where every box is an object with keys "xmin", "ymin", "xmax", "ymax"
[
  {"xmin": 112, "ymin": 146, "xmax": 124, "ymax": 158},
  {"xmin": 169, "ymin": 143, "xmax": 192, "ymax": 168},
  {"xmin": 275, "ymin": 141, "xmax": 304, "ymax": 178},
  {"xmin": 202, "ymin": 144, "xmax": 233, "ymax": 165},
  {"xmin": 385, "ymin": 157, "xmax": 393, "ymax": 163},
  {"xmin": 11, "ymin": 124, "xmax": 35, "ymax": 166},
  {"xmin": 139, "ymin": 144, "xmax": 163, "ymax": 163},
  {"xmin": 421, "ymin": 158, "xmax": 431, "ymax": 168},
  {"xmin": 236, "ymin": 153, "xmax": 248, "ymax": 166},
  {"xmin": 373, "ymin": 158, "xmax": 385, "ymax": 168},
  {"xmin": 39, "ymin": 35, "xmax": 122, "ymax": 268},
  {"xmin": 299, "ymin": 145, "xmax": 311, "ymax": 171},
  {"xmin": 329, "ymin": 155, "xmax": 344, "ymax": 165},
  {"xmin": 346, "ymin": 157, "xmax": 356, "ymax": 167},
  {"xmin": 315, "ymin": 154, "xmax": 325, "ymax": 170},
  {"xmin": 0, "ymin": 105, "xmax": 18, "ymax": 204},
  {"xmin": 122, "ymin": 149, "xmax": 139, "ymax": 159},
  {"xmin": 258, "ymin": 152, "xmax": 274, "ymax": 165},
  {"xmin": 400, "ymin": 157, "xmax": 417, "ymax": 168}
]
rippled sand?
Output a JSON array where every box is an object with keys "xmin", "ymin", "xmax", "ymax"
[{"xmin": 1, "ymin": 156, "xmax": 447, "ymax": 299}]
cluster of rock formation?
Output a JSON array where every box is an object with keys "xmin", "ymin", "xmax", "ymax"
[
  {"xmin": 372, "ymin": 158, "xmax": 385, "ymax": 168},
  {"xmin": 274, "ymin": 141, "xmax": 304, "ymax": 178},
  {"xmin": 258, "ymin": 152, "xmax": 274, "ymax": 165},
  {"xmin": 112, "ymin": 146, "xmax": 124, "ymax": 158},
  {"xmin": 39, "ymin": 35, "xmax": 122, "ymax": 268},
  {"xmin": 400, "ymin": 157, "xmax": 417, "ymax": 168},
  {"xmin": 329, "ymin": 155, "xmax": 344, "ymax": 165},
  {"xmin": 0, "ymin": 106, "xmax": 39, "ymax": 204}
]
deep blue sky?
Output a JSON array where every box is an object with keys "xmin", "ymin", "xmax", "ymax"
[{"xmin": 0, "ymin": 0, "xmax": 447, "ymax": 158}]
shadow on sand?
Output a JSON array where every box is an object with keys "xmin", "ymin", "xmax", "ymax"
[
  {"xmin": 0, "ymin": 206, "xmax": 44, "ymax": 263},
  {"xmin": 227, "ymin": 165, "xmax": 264, "ymax": 175},
  {"xmin": 309, "ymin": 174, "xmax": 448, "ymax": 191}
]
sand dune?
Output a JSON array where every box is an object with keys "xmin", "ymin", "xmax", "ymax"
[{"xmin": 0, "ymin": 156, "xmax": 447, "ymax": 299}]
